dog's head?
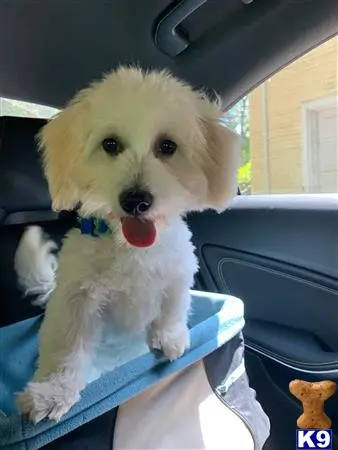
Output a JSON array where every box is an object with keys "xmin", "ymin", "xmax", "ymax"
[{"xmin": 39, "ymin": 67, "xmax": 240, "ymax": 246}]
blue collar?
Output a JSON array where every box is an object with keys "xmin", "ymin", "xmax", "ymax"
[{"xmin": 77, "ymin": 217, "xmax": 112, "ymax": 237}]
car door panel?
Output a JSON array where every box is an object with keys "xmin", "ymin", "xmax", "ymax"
[
  {"xmin": 187, "ymin": 194, "xmax": 338, "ymax": 450},
  {"xmin": 202, "ymin": 246, "xmax": 338, "ymax": 351},
  {"xmin": 245, "ymin": 350, "xmax": 338, "ymax": 450}
]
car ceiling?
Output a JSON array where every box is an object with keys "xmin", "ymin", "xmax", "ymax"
[{"xmin": 0, "ymin": 0, "xmax": 337, "ymax": 109}]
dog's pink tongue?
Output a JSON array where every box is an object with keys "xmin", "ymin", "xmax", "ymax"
[{"xmin": 121, "ymin": 217, "xmax": 156, "ymax": 247}]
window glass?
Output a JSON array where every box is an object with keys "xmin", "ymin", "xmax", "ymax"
[
  {"xmin": 0, "ymin": 98, "xmax": 58, "ymax": 119},
  {"xmin": 224, "ymin": 36, "xmax": 338, "ymax": 194}
]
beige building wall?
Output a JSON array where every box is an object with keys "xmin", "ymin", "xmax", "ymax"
[{"xmin": 249, "ymin": 36, "xmax": 338, "ymax": 194}]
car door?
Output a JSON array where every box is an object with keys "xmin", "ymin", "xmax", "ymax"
[{"xmin": 188, "ymin": 36, "xmax": 338, "ymax": 450}]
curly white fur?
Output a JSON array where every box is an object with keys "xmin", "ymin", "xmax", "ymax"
[
  {"xmin": 15, "ymin": 226, "xmax": 57, "ymax": 307},
  {"xmin": 15, "ymin": 67, "xmax": 240, "ymax": 423}
]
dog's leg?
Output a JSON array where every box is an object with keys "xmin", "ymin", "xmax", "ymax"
[
  {"xmin": 17, "ymin": 288, "xmax": 101, "ymax": 423},
  {"xmin": 147, "ymin": 281, "xmax": 191, "ymax": 361}
]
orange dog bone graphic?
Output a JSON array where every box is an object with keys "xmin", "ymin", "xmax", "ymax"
[{"xmin": 289, "ymin": 379, "xmax": 337, "ymax": 429}]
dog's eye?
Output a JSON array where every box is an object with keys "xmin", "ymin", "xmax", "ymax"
[
  {"xmin": 156, "ymin": 139, "xmax": 177, "ymax": 157},
  {"xmin": 102, "ymin": 137, "xmax": 123, "ymax": 155}
]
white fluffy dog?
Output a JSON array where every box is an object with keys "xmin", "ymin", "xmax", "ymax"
[{"xmin": 15, "ymin": 67, "xmax": 240, "ymax": 423}]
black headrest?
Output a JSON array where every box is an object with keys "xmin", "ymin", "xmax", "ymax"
[{"xmin": 0, "ymin": 116, "xmax": 53, "ymax": 223}]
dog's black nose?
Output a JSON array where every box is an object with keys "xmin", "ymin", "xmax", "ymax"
[{"xmin": 119, "ymin": 189, "xmax": 154, "ymax": 215}]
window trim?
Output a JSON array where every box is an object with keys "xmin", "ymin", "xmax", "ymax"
[{"xmin": 301, "ymin": 94, "xmax": 338, "ymax": 193}]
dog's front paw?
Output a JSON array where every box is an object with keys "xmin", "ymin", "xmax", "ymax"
[
  {"xmin": 17, "ymin": 376, "xmax": 81, "ymax": 423},
  {"xmin": 148, "ymin": 323, "xmax": 190, "ymax": 361}
]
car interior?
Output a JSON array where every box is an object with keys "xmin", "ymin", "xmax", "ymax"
[{"xmin": 0, "ymin": 1, "xmax": 337, "ymax": 449}]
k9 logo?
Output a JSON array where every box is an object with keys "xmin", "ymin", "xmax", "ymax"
[{"xmin": 296, "ymin": 429, "xmax": 332, "ymax": 449}]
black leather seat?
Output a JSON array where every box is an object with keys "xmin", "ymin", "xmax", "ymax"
[
  {"xmin": 0, "ymin": 116, "xmax": 51, "ymax": 223},
  {"xmin": 0, "ymin": 116, "xmax": 76, "ymax": 327}
]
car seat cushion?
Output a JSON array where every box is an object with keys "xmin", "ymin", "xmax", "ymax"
[{"xmin": 0, "ymin": 292, "xmax": 269, "ymax": 450}]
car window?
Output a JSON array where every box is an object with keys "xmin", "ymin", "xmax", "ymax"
[
  {"xmin": 2, "ymin": 34, "xmax": 337, "ymax": 197},
  {"xmin": 0, "ymin": 98, "xmax": 58, "ymax": 119},
  {"xmin": 224, "ymin": 35, "xmax": 338, "ymax": 194}
]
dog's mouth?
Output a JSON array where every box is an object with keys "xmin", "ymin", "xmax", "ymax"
[{"xmin": 120, "ymin": 217, "xmax": 157, "ymax": 248}]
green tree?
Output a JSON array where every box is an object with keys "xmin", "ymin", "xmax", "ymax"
[
  {"xmin": 0, "ymin": 98, "xmax": 57, "ymax": 118},
  {"xmin": 222, "ymin": 96, "xmax": 251, "ymax": 193}
]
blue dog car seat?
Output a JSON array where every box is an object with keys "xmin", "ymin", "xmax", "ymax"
[{"xmin": 0, "ymin": 291, "xmax": 270, "ymax": 450}]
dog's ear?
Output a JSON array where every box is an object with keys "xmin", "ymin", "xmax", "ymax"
[
  {"xmin": 38, "ymin": 99, "xmax": 90, "ymax": 211},
  {"xmin": 198, "ymin": 106, "xmax": 241, "ymax": 211}
]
